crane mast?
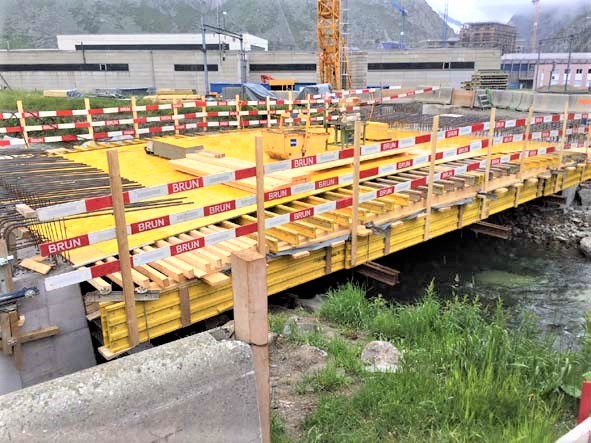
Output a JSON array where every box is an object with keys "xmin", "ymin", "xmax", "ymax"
[{"xmin": 317, "ymin": 0, "xmax": 342, "ymax": 89}]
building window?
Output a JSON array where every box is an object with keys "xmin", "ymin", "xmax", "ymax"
[
  {"xmin": 174, "ymin": 64, "xmax": 219, "ymax": 72},
  {"xmin": 368, "ymin": 61, "xmax": 475, "ymax": 71},
  {"xmin": 0, "ymin": 63, "xmax": 129, "ymax": 72},
  {"xmin": 576, "ymin": 68, "xmax": 583, "ymax": 74},
  {"xmin": 249, "ymin": 63, "xmax": 316, "ymax": 72}
]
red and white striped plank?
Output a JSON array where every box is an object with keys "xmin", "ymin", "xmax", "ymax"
[
  {"xmin": 43, "ymin": 142, "xmax": 561, "ymax": 291},
  {"xmin": 38, "ymin": 132, "xmax": 572, "ymax": 256}
]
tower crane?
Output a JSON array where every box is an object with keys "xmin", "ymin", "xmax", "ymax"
[
  {"xmin": 531, "ymin": 0, "xmax": 541, "ymax": 51},
  {"xmin": 390, "ymin": 0, "xmax": 409, "ymax": 49},
  {"xmin": 317, "ymin": 0, "xmax": 342, "ymax": 88}
]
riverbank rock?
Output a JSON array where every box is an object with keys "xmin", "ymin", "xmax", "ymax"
[
  {"xmin": 580, "ymin": 237, "xmax": 591, "ymax": 259},
  {"xmin": 361, "ymin": 341, "xmax": 401, "ymax": 373},
  {"xmin": 579, "ymin": 188, "xmax": 591, "ymax": 207},
  {"xmin": 283, "ymin": 316, "xmax": 321, "ymax": 336},
  {"xmin": 292, "ymin": 344, "xmax": 328, "ymax": 375}
]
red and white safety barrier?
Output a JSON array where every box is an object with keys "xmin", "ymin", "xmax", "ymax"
[
  {"xmin": 43, "ymin": 142, "xmax": 562, "ymax": 291},
  {"xmin": 39, "ymin": 128, "xmax": 582, "ymax": 257}
]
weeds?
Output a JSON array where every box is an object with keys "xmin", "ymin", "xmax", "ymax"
[{"xmin": 300, "ymin": 282, "xmax": 588, "ymax": 442}]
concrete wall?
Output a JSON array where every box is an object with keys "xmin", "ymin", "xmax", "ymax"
[
  {"xmin": 0, "ymin": 48, "xmax": 501, "ymax": 92},
  {"xmin": 0, "ymin": 332, "xmax": 261, "ymax": 443},
  {"xmin": 0, "ymin": 263, "xmax": 96, "ymax": 395},
  {"xmin": 487, "ymin": 89, "xmax": 591, "ymax": 113}
]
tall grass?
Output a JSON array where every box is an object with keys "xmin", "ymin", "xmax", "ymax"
[{"xmin": 304, "ymin": 282, "xmax": 587, "ymax": 442}]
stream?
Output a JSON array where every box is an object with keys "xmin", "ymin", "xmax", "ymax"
[{"xmin": 377, "ymin": 231, "xmax": 591, "ymax": 350}]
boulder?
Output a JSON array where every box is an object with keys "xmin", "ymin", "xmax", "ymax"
[
  {"xmin": 292, "ymin": 344, "xmax": 328, "ymax": 375},
  {"xmin": 282, "ymin": 315, "xmax": 320, "ymax": 336},
  {"xmin": 580, "ymin": 237, "xmax": 591, "ymax": 259},
  {"xmin": 361, "ymin": 340, "xmax": 401, "ymax": 373},
  {"xmin": 579, "ymin": 188, "xmax": 591, "ymax": 207}
]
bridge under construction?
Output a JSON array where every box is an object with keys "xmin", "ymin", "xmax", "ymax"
[{"xmin": 0, "ymin": 87, "xmax": 589, "ymax": 366}]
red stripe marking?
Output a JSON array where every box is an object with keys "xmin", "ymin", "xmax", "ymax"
[
  {"xmin": 234, "ymin": 167, "xmax": 256, "ymax": 180},
  {"xmin": 88, "ymin": 109, "xmax": 104, "ymax": 115},
  {"xmin": 236, "ymin": 223, "xmax": 257, "ymax": 237},
  {"xmin": 471, "ymin": 123, "xmax": 485, "ymax": 132},
  {"xmin": 445, "ymin": 128, "xmax": 459, "ymax": 138},
  {"xmin": 28, "ymin": 137, "xmax": 46, "ymax": 144},
  {"xmin": 170, "ymin": 237, "xmax": 205, "ymax": 256},
  {"xmin": 85, "ymin": 195, "xmax": 113, "ymax": 212},
  {"xmin": 552, "ymin": 115, "xmax": 560, "ymax": 122},
  {"xmin": 380, "ymin": 140, "xmax": 399, "ymax": 151},
  {"xmin": 290, "ymin": 207, "xmax": 314, "ymax": 222},
  {"xmin": 396, "ymin": 159, "xmax": 413, "ymax": 170},
  {"xmin": 467, "ymin": 162, "xmax": 480, "ymax": 172},
  {"xmin": 336, "ymin": 197, "xmax": 352, "ymax": 209},
  {"xmin": 339, "ymin": 149, "xmax": 354, "ymax": 159},
  {"xmin": 377, "ymin": 186, "xmax": 395, "ymax": 198},
  {"xmin": 440, "ymin": 169, "xmax": 455, "ymax": 180},
  {"xmin": 167, "ymin": 177, "xmax": 204, "ymax": 194},
  {"xmin": 515, "ymin": 118, "xmax": 526, "ymax": 127},
  {"xmin": 146, "ymin": 105, "xmax": 159, "ymax": 111},
  {"xmin": 411, "ymin": 177, "xmax": 427, "ymax": 188},
  {"xmin": 204, "ymin": 200, "xmax": 237, "ymax": 217},
  {"xmin": 265, "ymin": 188, "xmax": 292, "ymax": 201},
  {"xmin": 61, "ymin": 135, "xmax": 78, "ymax": 142},
  {"xmin": 130, "ymin": 215, "xmax": 171, "ymax": 235},
  {"xmin": 456, "ymin": 145, "xmax": 471, "ymax": 155},
  {"xmin": 149, "ymin": 127, "xmax": 163, "ymax": 133},
  {"xmin": 360, "ymin": 167, "xmax": 379, "ymax": 179},
  {"xmin": 510, "ymin": 153, "xmax": 521, "ymax": 161},
  {"xmin": 53, "ymin": 110, "xmax": 73, "ymax": 117},
  {"xmin": 316, "ymin": 177, "xmax": 339, "ymax": 189},
  {"xmin": 415, "ymin": 134, "xmax": 431, "ymax": 144},
  {"xmin": 74, "ymin": 122, "xmax": 90, "ymax": 129},
  {"xmin": 91, "ymin": 260, "xmax": 121, "ymax": 278},
  {"xmin": 40, "ymin": 234, "xmax": 90, "ymax": 257}
]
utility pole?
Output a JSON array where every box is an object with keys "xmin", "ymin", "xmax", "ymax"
[
  {"xmin": 201, "ymin": 17, "xmax": 209, "ymax": 95},
  {"xmin": 564, "ymin": 34, "xmax": 574, "ymax": 93}
]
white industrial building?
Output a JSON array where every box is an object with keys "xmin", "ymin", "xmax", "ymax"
[
  {"xmin": 56, "ymin": 33, "xmax": 269, "ymax": 52},
  {"xmin": 0, "ymin": 33, "xmax": 500, "ymax": 92}
]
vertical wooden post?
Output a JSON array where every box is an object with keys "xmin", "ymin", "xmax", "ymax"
[
  {"xmin": 519, "ymin": 106, "xmax": 535, "ymax": 179},
  {"xmin": 0, "ymin": 238, "xmax": 14, "ymax": 293},
  {"xmin": 266, "ymin": 96, "xmax": 271, "ymax": 128},
  {"xmin": 584, "ymin": 114, "xmax": 591, "ymax": 181},
  {"xmin": 483, "ymin": 107, "xmax": 497, "ymax": 194},
  {"xmin": 255, "ymin": 136, "xmax": 266, "ymax": 255},
  {"xmin": 231, "ymin": 250, "xmax": 270, "ymax": 443},
  {"xmin": 232, "ymin": 133, "xmax": 271, "ymax": 442},
  {"xmin": 558, "ymin": 99, "xmax": 570, "ymax": 166},
  {"xmin": 350, "ymin": 120, "xmax": 361, "ymax": 267},
  {"xmin": 323, "ymin": 92, "xmax": 330, "ymax": 126},
  {"xmin": 202, "ymin": 97, "xmax": 208, "ymax": 132},
  {"xmin": 106, "ymin": 150, "xmax": 139, "ymax": 348},
  {"xmin": 235, "ymin": 94, "xmax": 242, "ymax": 129},
  {"xmin": 424, "ymin": 115, "xmax": 440, "ymax": 241},
  {"xmin": 8, "ymin": 310, "xmax": 22, "ymax": 369},
  {"xmin": 131, "ymin": 96, "xmax": 140, "ymax": 139},
  {"xmin": 288, "ymin": 91, "xmax": 293, "ymax": 127},
  {"xmin": 172, "ymin": 98, "xmax": 180, "ymax": 136},
  {"xmin": 84, "ymin": 98, "xmax": 94, "ymax": 141},
  {"xmin": 16, "ymin": 100, "xmax": 29, "ymax": 147},
  {"xmin": 306, "ymin": 94, "xmax": 312, "ymax": 122}
]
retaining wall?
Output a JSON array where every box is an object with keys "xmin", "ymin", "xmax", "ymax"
[
  {"xmin": 0, "ymin": 332, "xmax": 261, "ymax": 443},
  {"xmin": 487, "ymin": 90, "xmax": 591, "ymax": 113}
]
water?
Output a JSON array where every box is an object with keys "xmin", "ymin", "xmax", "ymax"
[{"xmin": 377, "ymin": 232, "xmax": 591, "ymax": 349}]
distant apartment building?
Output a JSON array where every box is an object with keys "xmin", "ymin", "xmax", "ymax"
[{"xmin": 460, "ymin": 22, "xmax": 517, "ymax": 54}]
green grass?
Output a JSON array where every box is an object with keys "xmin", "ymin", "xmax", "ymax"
[
  {"xmin": 0, "ymin": 90, "xmax": 140, "ymax": 112},
  {"xmin": 293, "ymin": 282, "xmax": 591, "ymax": 442}
]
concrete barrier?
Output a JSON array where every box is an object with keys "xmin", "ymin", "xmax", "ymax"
[
  {"xmin": 416, "ymin": 87, "xmax": 452, "ymax": 105},
  {"xmin": 0, "ymin": 333, "xmax": 262, "ymax": 443},
  {"xmin": 488, "ymin": 90, "xmax": 591, "ymax": 113}
]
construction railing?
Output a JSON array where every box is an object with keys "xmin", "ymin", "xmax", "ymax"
[{"xmin": 0, "ymin": 86, "xmax": 431, "ymax": 148}]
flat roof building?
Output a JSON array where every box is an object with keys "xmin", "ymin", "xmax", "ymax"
[{"xmin": 56, "ymin": 33, "xmax": 269, "ymax": 52}]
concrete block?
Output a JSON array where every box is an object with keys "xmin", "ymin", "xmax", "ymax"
[
  {"xmin": 0, "ymin": 333, "xmax": 262, "ymax": 443},
  {"xmin": 52, "ymin": 329, "xmax": 95, "ymax": 375},
  {"xmin": 48, "ymin": 300, "xmax": 87, "ymax": 334},
  {"xmin": 20, "ymin": 340, "xmax": 57, "ymax": 387},
  {"xmin": 0, "ymin": 355, "xmax": 22, "ymax": 395}
]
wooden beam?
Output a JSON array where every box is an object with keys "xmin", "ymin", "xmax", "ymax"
[
  {"xmin": 1, "ymin": 313, "xmax": 12, "ymax": 355},
  {"xmin": 231, "ymin": 249, "xmax": 270, "ymax": 443},
  {"xmin": 8, "ymin": 311, "xmax": 22, "ymax": 369},
  {"xmin": 519, "ymin": 106, "xmax": 534, "ymax": 179},
  {"xmin": 351, "ymin": 120, "xmax": 361, "ymax": 267},
  {"xmin": 256, "ymin": 135, "xmax": 266, "ymax": 256},
  {"xmin": 424, "ymin": 115, "xmax": 440, "ymax": 241},
  {"xmin": 107, "ymin": 149, "xmax": 139, "ymax": 348},
  {"xmin": 19, "ymin": 325, "xmax": 60, "ymax": 344}
]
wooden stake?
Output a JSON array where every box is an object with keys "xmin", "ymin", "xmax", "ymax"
[
  {"xmin": 8, "ymin": 311, "xmax": 22, "ymax": 369},
  {"xmin": 131, "ymin": 96, "xmax": 140, "ymax": 139},
  {"xmin": 235, "ymin": 94, "xmax": 241, "ymax": 129},
  {"xmin": 424, "ymin": 115, "xmax": 440, "ymax": 241},
  {"xmin": 350, "ymin": 120, "xmax": 361, "ymax": 267},
  {"xmin": 172, "ymin": 98, "xmax": 180, "ymax": 136},
  {"xmin": 16, "ymin": 100, "xmax": 29, "ymax": 147},
  {"xmin": 84, "ymin": 98, "xmax": 94, "ymax": 140},
  {"xmin": 255, "ymin": 136, "xmax": 266, "ymax": 255},
  {"xmin": 519, "ymin": 106, "xmax": 535, "ymax": 179},
  {"xmin": 558, "ymin": 99, "xmax": 570, "ymax": 166},
  {"xmin": 0, "ymin": 238, "xmax": 14, "ymax": 292},
  {"xmin": 266, "ymin": 96, "xmax": 271, "ymax": 128},
  {"xmin": 202, "ymin": 97, "xmax": 208, "ymax": 132},
  {"xmin": 288, "ymin": 91, "xmax": 293, "ymax": 127},
  {"xmin": 231, "ymin": 249, "xmax": 270, "ymax": 443},
  {"xmin": 483, "ymin": 107, "xmax": 497, "ymax": 194},
  {"xmin": 106, "ymin": 150, "xmax": 139, "ymax": 348}
]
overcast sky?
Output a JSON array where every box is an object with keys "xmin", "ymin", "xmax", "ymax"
[{"xmin": 424, "ymin": 0, "xmax": 568, "ymax": 24}]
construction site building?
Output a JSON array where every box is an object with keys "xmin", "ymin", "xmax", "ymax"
[{"xmin": 460, "ymin": 22, "xmax": 517, "ymax": 54}]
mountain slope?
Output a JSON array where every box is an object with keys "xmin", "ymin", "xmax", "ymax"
[{"xmin": 0, "ymin": 0, "xmax": 452, "ymax": 50}]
